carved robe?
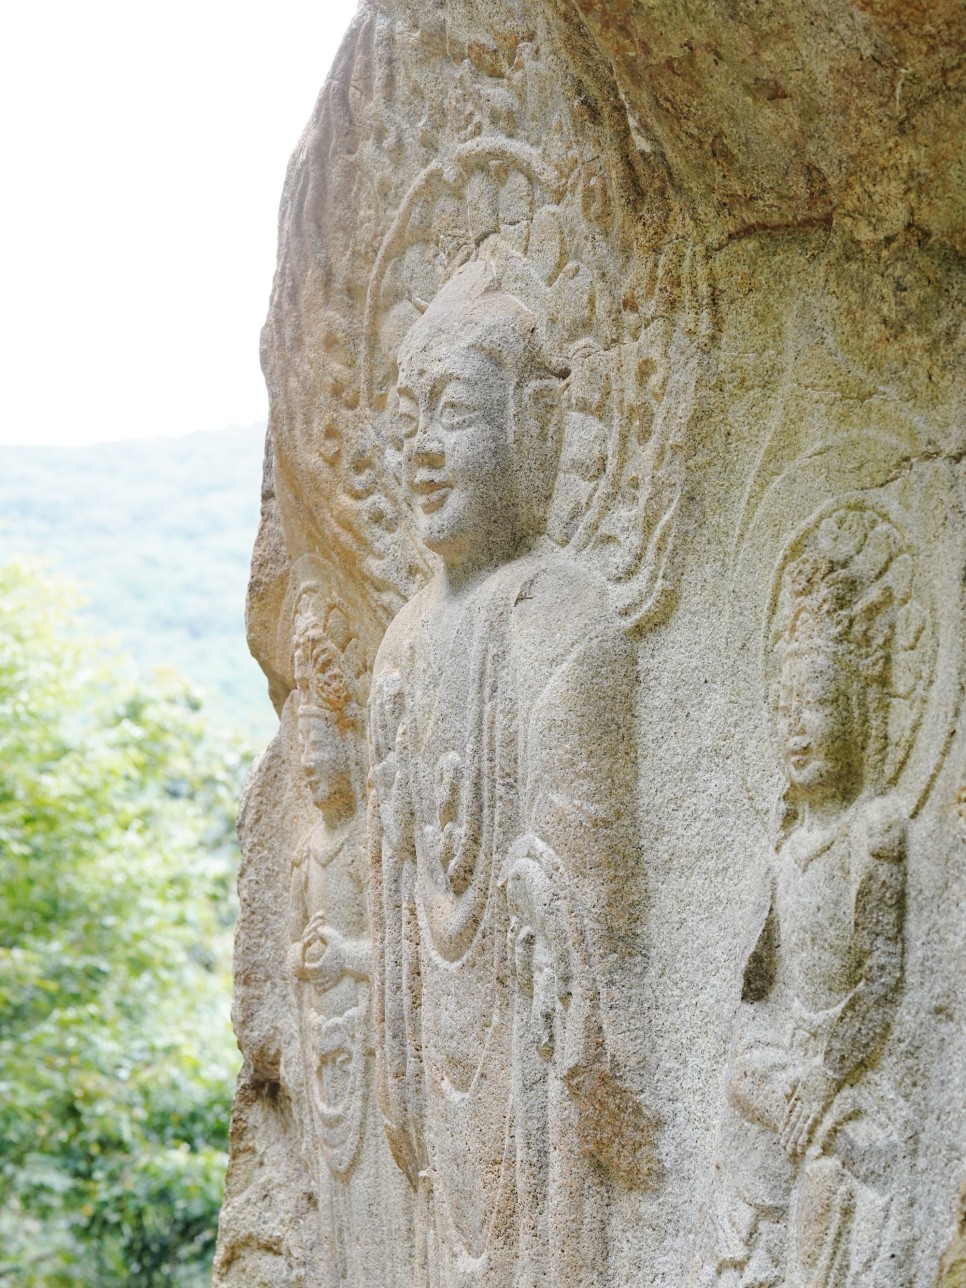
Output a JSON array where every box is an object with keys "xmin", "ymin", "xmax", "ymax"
[
  {"xmin": 368, "ymin": 541, "xmax": 640, "ymax": 1286},
  {"xmin": 289, "ymin": 819, "xmax": 412, "ymax": 1286}
]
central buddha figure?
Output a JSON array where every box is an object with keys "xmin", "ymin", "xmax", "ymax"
[{"xmin": 368, "ymin": 261, "xmax": 647, "ymax": 1286}]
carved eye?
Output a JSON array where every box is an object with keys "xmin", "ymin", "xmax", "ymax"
[
  {"xmin": 395, "ymin": 409, "xmax": 418, "ymax": 440},
  {"xmin": 439, "ymin": 395, "xmax": 473, "ymax": 430},
  {"xmin": 394, "ymin": 393, "xmax": 419, "ymax": 441}
]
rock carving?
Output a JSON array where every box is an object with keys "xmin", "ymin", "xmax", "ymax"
[
  {"xmin": 218, "ymin": 4, "xmax": 966, "ymax": 1284},
  {"xmin": 694, "ymin": 505, "xmax": 930, "ymax": 1287},
  {"xmin": 368, "ymin": 261, "xmax": 657, "ymax": 1285},
  {"xmin": 287, "ymin": 558, "xmax": 413, "ymax": 1283}
]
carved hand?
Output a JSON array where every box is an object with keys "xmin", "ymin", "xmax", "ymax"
[
  {"xmin": 504, "ymin": 836, "xmax": 575, "ymax": 1063},
  {"xmin": 300, "ymin": 916, "xmax": 349, "ymax": 991},
  {"xmin": 780, "ymin": 1062, "xmax": 837, "ymax": 1158}
]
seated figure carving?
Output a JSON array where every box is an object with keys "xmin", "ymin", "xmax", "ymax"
[
  {"xmin": 368, "ymin": 260, "xmax": 651, "ymax": 1286},
  {"xmin": 695, "ymin": 507, "xmax": 916, "ymax": 1288}
]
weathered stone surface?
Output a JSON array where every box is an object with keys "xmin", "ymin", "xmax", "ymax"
[
  {"xmin": 216, "ymin": 1, "xmax": 965, "ymax": 1283},
  {"xmin": 937, "ymin": 1174, "xmax": 966, "ymax": 1287}
]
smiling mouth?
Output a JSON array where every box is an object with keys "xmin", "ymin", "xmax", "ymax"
[
  {"xmin": 412, "ymin": 479, "xmax": 452, "ymax": 513},
  {"xmin": 785, "ymin": 741, "xmax": 812, "ymax": 769}
]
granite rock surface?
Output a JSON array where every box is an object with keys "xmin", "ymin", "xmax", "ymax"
[{"xmin": 215, "ymin": 2, "xmax": 965, "ymax": 1283}]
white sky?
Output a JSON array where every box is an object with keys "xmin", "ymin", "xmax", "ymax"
[{"xmin": 0, "ymin": 0, "xmax": 359, "ymax": 446}]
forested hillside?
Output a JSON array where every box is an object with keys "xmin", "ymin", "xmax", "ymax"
[
  {"xmin": 0, "ymin": 425, "xmax": 275, "ymax": 740},
  {"xmin": 0, "ymin": 561, "xmax": 244, "ymax": 1285}
]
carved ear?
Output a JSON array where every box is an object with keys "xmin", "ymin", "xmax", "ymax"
[
  {"xmin": 524, "ymin": 376, "xmax": 562, "ymax": 430},
  {"xmin": 516, "ymin": 377, "xmax": 564, "ymax": 531},
  {"xmin": 523, "ymin": 374, "xmax": 564, "ymax": 484}
]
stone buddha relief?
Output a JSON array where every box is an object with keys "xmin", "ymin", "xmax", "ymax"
[
  {"xmin": 367, "ymin": 260, "xmax": 660, "ymax": 1284},
  {"xmin": 220, "ymin": 3, "xmax": 966, "ymax": 1284},
  {"xmin": 286, "ymin": 558, "xmax": 413, "ymax": 1285},
  {"xmin": 693, "ymin": 504, "xmax": 934, "ymax": 1287},
  {"xmin": 346, "ymin": 61, "xmax": 714, "ymax": 1269},
  {"xmin": 239, "ymin": 13, "xmax": 712, "ymax": 1281}
]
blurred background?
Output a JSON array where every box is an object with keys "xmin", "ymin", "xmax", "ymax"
[{"xmin": 0, "ymin": 1, "xmax": 356, "ymax": 1281}]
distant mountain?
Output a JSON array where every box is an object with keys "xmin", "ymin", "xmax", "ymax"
[{"xmin": 0, "ymin": 424, "xmax": 277, "ymax": 742}]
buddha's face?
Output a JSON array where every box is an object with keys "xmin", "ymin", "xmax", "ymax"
[
  {"xmin": 395, "ymin": 331, "xmax": 524, "ymax": 568},
  {"xmin": 776, "ymin": 639, "xmax": 863, "ymax": 805}
]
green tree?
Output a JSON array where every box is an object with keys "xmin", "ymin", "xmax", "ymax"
[{"xmin": 0, "ymin": 561, "xmax": 246, "ymax": 1286}]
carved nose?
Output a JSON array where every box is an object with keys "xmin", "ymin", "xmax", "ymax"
[
  {"xmin": 406, "ymin": 413, "xmax": 445, "ymax": 465},
  {"xmin": 789, "ymin": 710, "xmax": 808, "ymax": 739},
  {"xmin": 410, "ymin": 437, "xmax": 444, "ymax": 470},
  {"xmin": 781, "ymin": 701, "xmax": 804, "ymax": 735}
]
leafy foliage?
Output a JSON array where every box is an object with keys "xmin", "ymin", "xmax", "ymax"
[{"xmin": 0, "ymin": 561, "xmax": 246, "ymax": 1286}]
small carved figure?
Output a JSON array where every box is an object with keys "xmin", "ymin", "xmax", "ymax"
[
  {"xmin": 368, "ymin": 261, "xmax": 652, "ymax": 1286},
  {"xmin": 695, "ymin": 506, "xmax": 923, "ymax": 1288},
  {"xmin": 287, "ymin": 569, "xmax": 412, "ymax": 1285}
]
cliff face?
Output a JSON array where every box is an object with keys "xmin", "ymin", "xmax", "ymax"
[{"xmin": 216, "ymin": 3, "xmax": 966, "ymax": 1283}]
